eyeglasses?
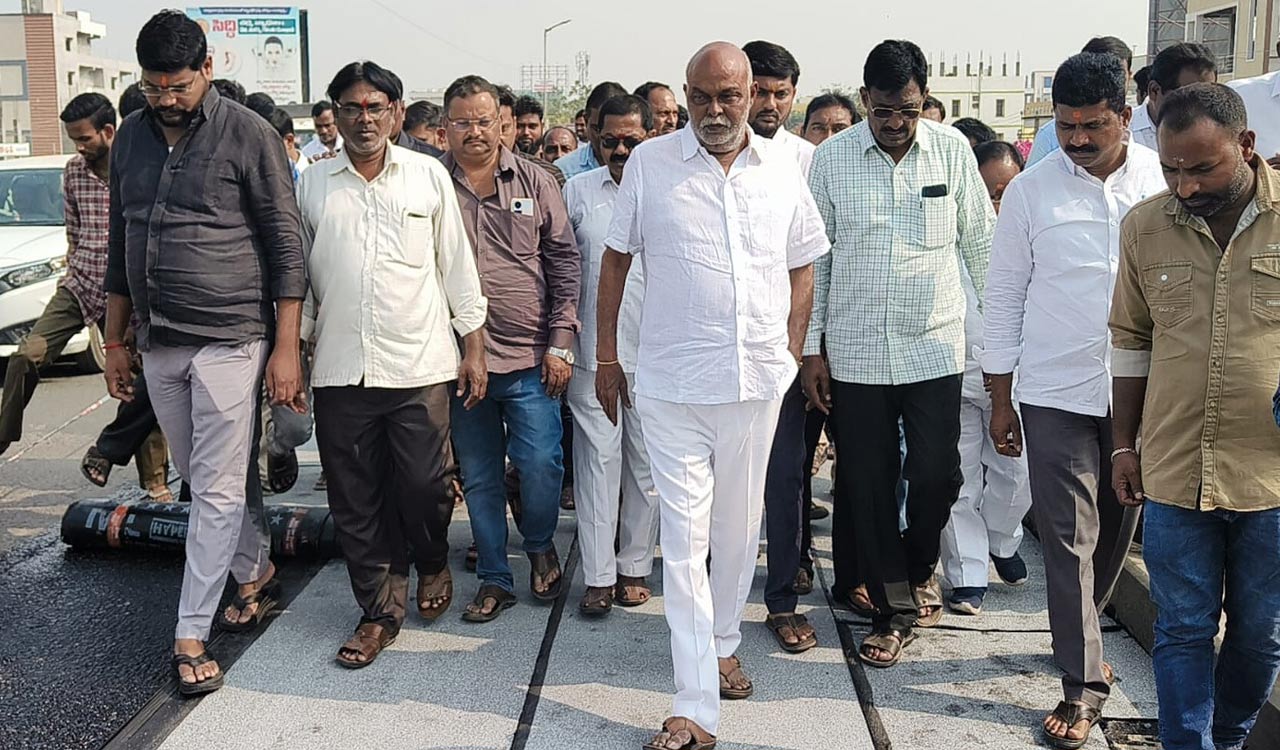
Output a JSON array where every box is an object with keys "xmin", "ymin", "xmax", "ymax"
[
  {"xmin": 139, "ymin": 81, "xmax": 197, "ymax": 99},
  {"xmin": 335, "ymin": 102, "xmax": 393, "ymax": 121},
  {"xmin": 447, "ymin": 118, "xmax": 498, "ymax": 132},
  {"xmin": 600, "ymin": 136, "xmax": 643, "ymax": 150},
  {"xmin": 869, "ymin": 106, "xmax": 922, "ymax": 121}
]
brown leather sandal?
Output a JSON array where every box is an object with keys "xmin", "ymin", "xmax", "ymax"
[
  {"xmin": 579, "ymin": 585, "xmax": 613, "ymax": 616},
  {"xmin": 417, "ymin": 569, "xmax": 453, "ymax": 622},
  {"xmin": 335, "ymin": 622, "xmax": 396, "ymax": 669},
  {"xmin": 1043, "ymin": 699, "xmax": 1102, "ymax": 749},
  {"xmin": 615, "ymin": 575, "xmax": 652, "ymax": 607},
  {"xmin": 766, "ymin": 613, "xmax": 818, "ymax": 653},
  {"xmin": 642, "ymin": 716, "xmax": 717, "ymax": 750},
  {"xmin": 914, "ymin": 576, "xmax": 944, "ymax": 628},
  {"xmin": 859, "ymin": 628, "xmax": 917, "ymax": 668},
  {"xmin": 718, "ymin": 655, "xmax": 753, "ymax": 700},
  {"xmin": 462, "ymin": 584, "xmax": 517, "ymax": 623},
  {"xmin": 794, "ymin": 568, "xmax": 814, "ymax": 596}
]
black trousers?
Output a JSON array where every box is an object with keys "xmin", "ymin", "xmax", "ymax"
[
  {"xmin": 314, "ymin": 383, "xmax": 455, "ymax": 631},
  {"xmin": 829, "ymin": 375, "xmax": 963, "ymax": 632},
  {"xmin": 96, "ymin": 369, "xmax": 158, "ymax": 464},
  {"xmin": 764, "ymin": 376, "xmax": 808, "ymax": 614},
  {"xmin": 799, "ymin": 405, "xmax": 833, "ymax": 575}
]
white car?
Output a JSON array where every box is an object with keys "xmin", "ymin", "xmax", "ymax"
[{"xmin": 0, "ymin": 154, "xmax": 103, "ymax": 372}]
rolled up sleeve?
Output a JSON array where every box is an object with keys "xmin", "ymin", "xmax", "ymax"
[
  {"xmin": 787, "ymin": 165, "xmax": 830, "ymax": 270},
  {"xmin": 980, "ymin": 180, "xmax": 1033, "ymax": 375},
  {"xmin": 1109, "ymin": 218, "xmax": 1154, "ymax": 377}
]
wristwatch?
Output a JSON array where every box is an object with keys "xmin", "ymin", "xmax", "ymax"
[{"xmin": 547, "ymin": 346, "xmax": 575, "ymax": 365}]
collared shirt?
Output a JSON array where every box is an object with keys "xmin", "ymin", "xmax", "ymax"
[
  {"xmin": 1027, "ymin": 104, "xmax": 1159, "ymax": 167},
  {"xmin": 606, "ymin": 127, "xmax": 829, "ymax": 405},
  {"xmin": 768, "ymin": 127, "xmax": 815, "ymax": 177},
  {"xmin": 104, "ymin": 88, "xmax": 307, "ymax": 351},
  {"xmin": 1110, "ymin": 157, "xmax": 1280, "ymax": 512},
  {"xmin": 1229, "ymin": 70, "xmax": 1280, "ymax": 159},
  {"xmin": 982, "ymin": 145, "xmax": 1166, "ymax": 417},
  {"xmin": 563, "ymin": 166, "xmax": 644, "ymax": 371},
  {"xmin": 299, "ymin": 144, "xmax": 487, "ymax": 389},
  {"xmin": 61, "ymin": 155, "xmax": 110, "ymax": 324},
  {"xmin": 302, "ymin": 134, "xmax": 343, "ymax": 161},
  {"xmin": 804, "ymin": 120, "xmax": 994, "ymax": 385},
  {"xmin": 520, "ymin": 149, "xmax": 566, "ymax": 188},
  {"xmin": 442, "ymin": 147, "xmax": 580, "ymax": 374},
  {"xmin": 293, "ymin": 151, "xmax": 310, "ymax": 181},
  {"xmin": 554, "ymin": 143, "xmax": 600, "ymax": 180}
]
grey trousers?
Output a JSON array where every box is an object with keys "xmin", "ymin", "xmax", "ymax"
[
  {"xmin": 145, "ymin": 339, "xmax": 270, "ymax": 641},
  {"xmin": 1020, "ymin": 403, "xmax": 1112, "ymax": 710}
]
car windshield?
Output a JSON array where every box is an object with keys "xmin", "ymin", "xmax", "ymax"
[{"xmin": 0, "ymin": 168, "xmax": 64, "ymax": 226}]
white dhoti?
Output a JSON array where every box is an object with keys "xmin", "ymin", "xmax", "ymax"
[
  {"xmin": 634, "ymin": 394, "xmax": 782, "ymax": 735},
  {"xmin": 940, "ymin": 387, "xmax": 1032, "ymax": 588},
  {"xmin": 566, "ymin": 366, "xmax": 660, "ymax": 587}
]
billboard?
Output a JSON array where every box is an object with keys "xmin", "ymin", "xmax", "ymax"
[{"xmin": 188, "ymin": 7, "xmax": 309, "ymax": 104}]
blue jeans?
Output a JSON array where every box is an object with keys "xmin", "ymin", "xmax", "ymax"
[
  {"xmin": 1144, "ymin": 499, "xmax": 1280, "ymax": 750},
  {"xmin": 451, "ymin": 367, "xmax": 563, "ymax": 592}
]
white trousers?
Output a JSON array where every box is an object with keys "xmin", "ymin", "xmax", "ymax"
[
  {"xmin": 634, "ymin": 394, "xmax": 782, "ymax": 736},
  {"xmin": 145, "ymin": 340, "xmax": 270, "ymax": 641},
  {"xmin": 565, "ymin": 367, "xmax": 659, "ymax": 587},
  {"xmin": 940, "ymin": 391, "xmax": 1032, "ymax": 588}
]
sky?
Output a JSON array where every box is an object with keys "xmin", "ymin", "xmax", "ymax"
[{"xmin": 10, "ymin": 0, "xmax": 1148, "ymax": 98}]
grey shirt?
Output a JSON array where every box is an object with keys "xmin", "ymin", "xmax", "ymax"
[{"xmin": 105, "ymin": 87, "xmax": 307, "ymax": 350}]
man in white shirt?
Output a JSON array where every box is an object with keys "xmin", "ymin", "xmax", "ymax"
[
  {"xmin": 555, "ymin": 81, "xmax": 628, "ymax": 180},
  {"xmin": 1133, "ymin": 42, "xmax": 1218, "ymax": 152},
  {"xmin": 1227, "ymin": 37, "xmax": 1280, "ymax": 167},
  {"xmin": 1026, "ymin": 36, "xmax": 1133, "ymax": 167},
  {"xmin": 301, "ymin": 101, "xmax": 343, "ymax": 161},
  {"xmin": 742, "ymin": 39, "xmax": 822, "ymax": 655},
  {"xmin": 596, "ymin": 42, "xmax": 828, "ymax": 750},
  {"xmin": 298, "ymin": 62, "xmax": 488, "ymax": 669},
  {"xmin": 981, "ymin": 53, "xmax": 1165, "ymax": 749},
  {"xmin": 562, "ymin": 94, "xmax": 659, "ymax": 617}
]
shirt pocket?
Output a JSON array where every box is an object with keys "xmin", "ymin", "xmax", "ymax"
[
  {"xmin": 510, "ymin": 210, "xmax": 541, "ymax": 260},
  {"xmin": 400, "ymin": 212, "xmax": 430, "ymax": 268},
  {"xmin": 1142, "ymin": 261, "xmax": 1193, "ymax": 328},
  {"xmin": 1251, "ymin": 254, "xmax": 1280, "ymax": 323},
  {"xmin": 920, "ymin": 195, "xmax": 957, "ymax": 249}
]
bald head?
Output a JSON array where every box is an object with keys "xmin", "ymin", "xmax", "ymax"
[
  {"xmin": 684, "ymin": 42, "xmax": 755, "ymax": 154},
  {"xmin": 686, "ymin": 42, "xmax": 752, "ymax": 87}
]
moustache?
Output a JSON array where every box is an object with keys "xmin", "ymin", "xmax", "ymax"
[
  {"xmin": 1065, "ymin": 145, "xmax": 1097, "ymax": 154},
  {"xmin": 609, "ymin": 154, "xmax": 629, "ymax": 164}
]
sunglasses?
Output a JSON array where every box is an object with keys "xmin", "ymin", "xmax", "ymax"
[{"xmin": 600, "ymin": 136, "xmax": 643, "ymax": 150}]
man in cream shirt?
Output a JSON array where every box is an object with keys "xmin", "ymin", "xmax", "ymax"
[
  {"xmin": 596, "ymin": 42, "xmax": 828, "ymax": 750},
  {"xmin": 298, "ymin": 61, "xmax": 488, "ymax": 670}
]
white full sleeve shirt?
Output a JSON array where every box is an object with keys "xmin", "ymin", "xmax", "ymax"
[
  {"xmin": 298, "ymin": 144, "xmax": 488, "ymax": 389},
  {"xmin": 604, "ymin": 127, "xmax": 830, "ymax": 405},
  {"xmin": 563, "ymin": 166, "xmax": 644, "ymax": 372},
  {"xmin": 1229, "ymin": 70, "xmax": 1280, "ymax": 160},
  {"xmin": 980, "ymin": 145, "xmax": 1166, "ymax": 417}
]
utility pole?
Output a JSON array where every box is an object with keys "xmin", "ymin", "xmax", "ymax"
[
  {"xmin": 542, "ymin": 19, "xmax": 572, "ymax": 114},
  {"xmin": 1263, "ymin": 0, "xmax": 1275, "ymax": 73}
]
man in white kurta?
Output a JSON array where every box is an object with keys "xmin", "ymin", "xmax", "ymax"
[
  {"xmin": 595, "ymin": 43, "xmax": 828, "ymax": 748},
  {"xmin": 562, "ymin": 94, "xmax": 659, "ymax": 615}
]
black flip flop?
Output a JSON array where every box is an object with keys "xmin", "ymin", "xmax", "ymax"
[
  {"xmin": 81, "ymin": 446, "xmax": 112, "ymax": 487},
  {"xmin": 529, "ymin": 549, "xmax": 563, "ymax": 602},
  {"xmin": 462, "ymin": 584, "xmax": 517, "ymax": 623},
  {"xmin": 266, "ymin": 449, "xmax": 299, "ymax": 494},
  {"xmin": 173, "ymin": 650, "xmax": 224, "ymax": 696},
  {"xmin": 216, "ymin": 578, "xmax": 282, "ymax": 633}
]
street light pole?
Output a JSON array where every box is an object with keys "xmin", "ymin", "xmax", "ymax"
[{"xmin": 542, "ymin": 18, "xmax": 572, "ymax": 115}]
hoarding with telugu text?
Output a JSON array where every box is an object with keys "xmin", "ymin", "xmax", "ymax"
[{"xmin": 187, "ymin": 6, "xmax": 307, "ymax": 104}]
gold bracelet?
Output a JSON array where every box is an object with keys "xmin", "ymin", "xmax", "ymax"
[{"xmin": 597, "ymin": 358, "xmax": 619, "ymax": 366}]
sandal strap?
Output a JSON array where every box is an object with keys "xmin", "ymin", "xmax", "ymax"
[
  {"xmin": 1052, "ymin": 700, "xmax": 1100, "ymax": 726},
  {"xmin": 472, "ymin": 584, "xmax": 514, "ymax": 606},
  {"xmin": 529, "ymin": 549, "xmax": 560, "ymax": 576},
  {"xmin": 172, "ymin": 651, "xmax": 214, "ymax": 667},
  {"xmin": 663, "ymin": 717, "xmax": 714, "ymax": 743}
]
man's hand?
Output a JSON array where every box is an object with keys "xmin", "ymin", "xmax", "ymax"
[
  {"xmin": 542, "ymin": 352, "xmax": 571, "ymax": 398},
  {"xmin": 456, "ymin": 349, "xmax": 488, "ymax": 410},
  {"xmin": 595, "ymin": 362, "xmax": 630, "ymax": 425},
  {"xmin": 266, "ymin": 344, "xmax": 306, "ymax": 414},
  {"xmin": 104, "ymin": 346, "xmax": 135, "ymax": 402},
  {"xmin": 800, "ymin": 356, "xmax": 832, "ymax": 415},
  {"xmin": 989, "ymin": 399, "xmax": 1023, "ymax": 457},
  {"xmin": 1113, "ymin": 451, "xmax": 1145, "ymax": 507}
]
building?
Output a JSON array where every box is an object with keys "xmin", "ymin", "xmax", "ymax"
[
  {"xmin": 1183, "ymin": 0, "xmax": 1278, "ymax": 80},
  {"xmin": 927, "ymin": 52, "xmax": 1025, "ymax": 142},
  {"xmin": 0, "ymin": 0, "xmax": 137, "ymax": 157},
  {"xmin": 1150, "ymin": 0, "xmax": 1190, "ymax": 59}
]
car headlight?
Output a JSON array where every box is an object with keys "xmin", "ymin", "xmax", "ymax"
[{"xmin": 0, "ymin": 257, "xmax": 67, "ymax": 292}]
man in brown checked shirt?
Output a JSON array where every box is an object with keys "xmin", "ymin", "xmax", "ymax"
[{"xmin": 441, "ymin": 74, "xmax": 581, "ymax": 623}]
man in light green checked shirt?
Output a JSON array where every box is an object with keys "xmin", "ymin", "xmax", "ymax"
[{"xmin": 800, "ymin": 38, "xmax": 994, "ymax": 670}]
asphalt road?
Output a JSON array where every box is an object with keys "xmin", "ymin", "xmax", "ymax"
[{"xmin": 0, "ymin": 367, "xmax": 319, "ymax": 750}]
